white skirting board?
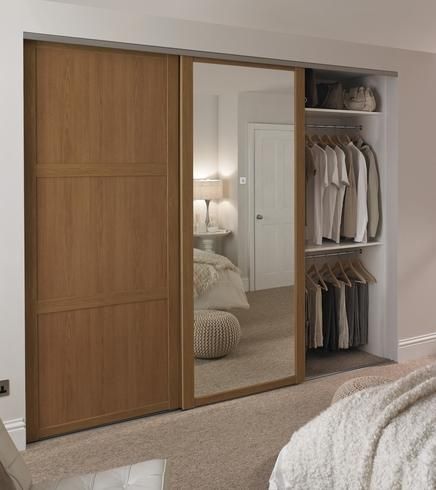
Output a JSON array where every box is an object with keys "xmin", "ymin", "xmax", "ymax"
[
  {"xmin": 398, "ymin": 332, "xmax": 436, "ymax": 362},
  {"xmin": 4, "ymin": 418, "xmax": 26, "ymax": 451}
]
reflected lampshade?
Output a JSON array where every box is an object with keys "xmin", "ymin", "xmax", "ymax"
[{"xmin": 193, "ymin": 179, "xmax": 223, "ymax": 201}]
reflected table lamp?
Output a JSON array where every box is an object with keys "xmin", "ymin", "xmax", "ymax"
[{"xmin": 193, "ymin": 179, "xmax": 223, "ymax": 230}]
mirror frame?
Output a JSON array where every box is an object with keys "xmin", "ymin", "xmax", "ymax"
[{"xmin": 180, "ymin": 56, "xmax": 306, "ymax": 408}]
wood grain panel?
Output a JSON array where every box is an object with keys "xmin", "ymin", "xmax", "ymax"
[
  {"xmin": 25, "ymin": 41, "xmax": 180, "ymax": 441},
  {"xmin": 166, "ymin": 56, "xmax": 181, "ymax": 408},
  {"xmin": 180, "ymin": 57, "xmax": 195, "ymax": 409},
  {"xmin": 294, "ymin": 68, "xmax": 306, "ymax": 383},
  {"xmin": 24, "ymin": 41, "xmax": 40, "ymax": 442},
  {"xmin": 36, "ymin": 288, "xmax": 168, "ymax": 314},
  {"xmin": 38, "ymin": 301, "xmax": 169, "ymax": 429},
  {"xmin": 36, "ymin": 44, "xmax": 168, "ymax": 165},
  {"xmin": 36, "ymin": 163, "xmax": 167, "ymax": 178},
  {"xmin": 37, "ymin": 176, "xmax": 167, "ymax": 301}
]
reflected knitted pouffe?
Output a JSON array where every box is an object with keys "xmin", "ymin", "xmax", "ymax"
[
  {"xmin": 194, "ymin": 310, "xmax": 241, "ymax": 359},
  {"xmin": 331, "ymin": 375, "xmax": 392, "ymax": 405}
]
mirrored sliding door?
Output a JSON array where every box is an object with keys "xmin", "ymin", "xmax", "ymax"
[{"xmin": 181, "ymin": 58, "xmax": 305, "ymax": 406}]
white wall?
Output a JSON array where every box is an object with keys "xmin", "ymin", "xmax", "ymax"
[
  {"xmin": 193, "ymin": 94, "xmax": 219, "ymax": 180},
  {"xmin": 217, "ymin": 93, "xmax": 239, "ymax": 264},
  {"xmin": 3, "ymin": 0, "xmax": 436, "ymax": 447},
  {"xmin": 193, "ymin": 93, "xmax": 219, "ymax": 230}
]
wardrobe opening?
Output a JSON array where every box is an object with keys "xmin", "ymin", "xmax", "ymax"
[{"xmin": 304, "ymin": 68, "xmax": 396, "ymax": 379}]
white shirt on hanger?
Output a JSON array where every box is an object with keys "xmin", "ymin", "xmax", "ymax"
[
  {"xmin": 341, "ymin": 143, "xmax": 357, "ymax": 240},
  {"xmin": 322, "ymin": 145, "xmax": 340, "ymax": 240},
  {"xmin": 361, "ymin": 145, "xmax": 380, "ymax": 238},
  {"xmin": 331, "ymin": 145, "xmax": 349, "ymax": 243},
  {"xmin": 349, "ymin": 143, "xmax": 368, "ymax": 243},
  {"xmin": 307, "ymin": 144, "xmax": 328, "ymax": 245}
]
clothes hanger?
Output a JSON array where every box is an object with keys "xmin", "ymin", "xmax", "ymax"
[
  {"xmin": 352, "ymin": 258, "xmax": 377, "ymax": 284},
  {"xmin": 305, "ymin": 272, "xmax": 318, "ymax": 290},
  {"xmin": 331, "ymin": 134, "xmax": 341, "ymax": 145},
  {"xmin": 339, "ymin": 134, "xmax": 351, "ymax": 144},
  {"xmin": 319, "ymin": 262, "xmax": 341, "ymax": 288},
  {"xmin": 321, "ymin": 134, "xmax": 336, "ymax": 147},
  {"xmin": 351, "ymin": 133, "xmax": 363, "ymax": 145},
  {"xmin": 307, "ymin": 263, "xmax": 328, "ymax": 290},
  {"xmin": 343, "ymin": 259, "xmax": 366, "ymax": 283},
  {"xmin": 332, "ymin": 261, "xmax": 352, "ymax": 287},
  {"xmin": 310, "ymin": 134, "xmax": 322, "ymax": 145},
  {"xmin": 307, "ymin": 264, "xmax": 327, "ymax": 290}
]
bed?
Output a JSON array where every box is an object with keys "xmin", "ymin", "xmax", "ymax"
[
  {"xmin": 193, "ymin": 248, "xmax": 249, "ymax": 311},
  {"xmin": 269, "ymin": 363, "xmax": 436, "ymax": 490}
]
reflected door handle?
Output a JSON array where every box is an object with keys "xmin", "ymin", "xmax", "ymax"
[{"xmin": 256, "ymin": 214, "xmax": 264, "ymax": 220}]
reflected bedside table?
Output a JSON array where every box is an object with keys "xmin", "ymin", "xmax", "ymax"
[{"xmin": 194, "ymin": 229, "xmax": 232, "ymax": 253}]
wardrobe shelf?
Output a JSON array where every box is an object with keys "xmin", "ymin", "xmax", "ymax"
[
  {"xmin": 305, "ymin": 108, "xmax": 383, "ymax": 117},
  {"xmin": 305, "ymin": 241, "xmax": 382, "ymax": 254}
]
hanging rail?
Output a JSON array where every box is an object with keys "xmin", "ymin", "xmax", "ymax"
[
  {"xmin": 305, "ymin": 123, "xmax": 363, "ymax": 130},
  {"xmin": 305, "ymin": 248, "xmax": 362, "ymax": 259}
]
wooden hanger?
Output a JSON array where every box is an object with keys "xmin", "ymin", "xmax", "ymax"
[
  {"xmin": 310, "ymin": 134, "xmax": 322, "ymax": 144},
  {"xmin": 305, "ymin": 272, "xmax": 318, "ymax": 290},
  {"xmin": 343, "ymin": 259, "xmax": 366, "ymax": 283},
  {"xmin": 332, "ymin": 261, "xmax": 352, "ymax": 287},
  {"xmin": 331, "ymin": 134, "xmax": 341, "ymax": 145},
  {"xmin": 307, "ymin": 263, "xmax": 328, "ymax": 291},
  {"xmin": 339, "ymin": 134, "xmax": 351, "ymax": 144},
  {"xmin": 321, "ymin": 134, "xmax": 336, "ymax": 147},
  {"xmin": 352, "ymin": 259, "xmax": 377, "ymax": 284},
  {"xmin": 320, "ymin": 263, "xmax": 342, "ymax": 288},
  {"xmin": 351, "ymin": 134, "xmax": 360, "ymax": 144}
]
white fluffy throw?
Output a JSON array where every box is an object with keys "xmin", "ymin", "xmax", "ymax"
[{"xmin": 269, "ymin": 363, "xmax": 436, "ymax": 490}]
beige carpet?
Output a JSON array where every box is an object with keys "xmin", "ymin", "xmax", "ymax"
[
  {"xmin": 24, "ymin": 356, "xmax": 436, "ymax": 489},
  {"xmin": 195, "ymin": 287, "xmax": 295, "ymax": 397},
  {"xmin": 194, "ymin": 286, "xmax": 389, "ymax": 396}
]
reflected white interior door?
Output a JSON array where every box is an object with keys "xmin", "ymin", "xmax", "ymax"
[{"xmin": 254, "ymin": 126, "xmax": 294, "ymax": 290}]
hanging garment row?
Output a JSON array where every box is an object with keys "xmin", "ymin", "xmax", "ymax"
[
  {"xmin": 305, "ymin": 134, "xmax": 381, "ymax": 246},
  {"xmin": 305, "ymin": 258, "xmax": 376, "ymax": 351}
]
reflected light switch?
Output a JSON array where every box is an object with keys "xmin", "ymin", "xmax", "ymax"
[{"xmin": 239, "ymin": 177, "xmax": 247, "ymax": 185}]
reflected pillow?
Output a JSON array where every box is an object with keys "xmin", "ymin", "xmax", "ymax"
[{"xmin": 195, "ymin": 270, "xmax": 249, "ymax": 310}]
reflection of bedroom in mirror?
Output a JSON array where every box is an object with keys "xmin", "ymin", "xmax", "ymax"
[{"xmin": 193, "ymin": 61, "xmax": 296, "ymax": 398}]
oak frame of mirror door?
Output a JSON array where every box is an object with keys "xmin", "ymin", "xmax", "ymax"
[{"xmin": 180, "ymin": 56, "xmax": 306, "ymax": 409}]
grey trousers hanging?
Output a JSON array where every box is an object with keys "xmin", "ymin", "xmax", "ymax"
[{"xmin": 357, "ymin": 283, "xmax": 369, "ymax": 345}]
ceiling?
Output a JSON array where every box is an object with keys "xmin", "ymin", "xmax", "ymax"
[{"xmin": 48, "ymin": 0, "xmax": 436, "ymax": 54}]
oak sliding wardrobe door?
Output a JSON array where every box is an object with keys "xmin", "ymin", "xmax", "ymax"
[{"xmin": 25, "ymin": 41, "xmax": 180, "ymax": 441}]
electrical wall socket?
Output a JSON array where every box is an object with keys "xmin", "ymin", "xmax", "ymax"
[{"xmin": 0, "ymin": 380, "xmax": 10, "ymax": 397}]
